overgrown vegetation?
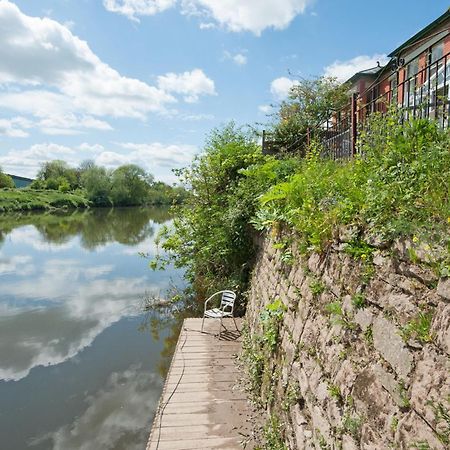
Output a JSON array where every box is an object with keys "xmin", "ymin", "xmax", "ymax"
[
  {"xmin": 0, "ymin": 188, "xmax": 89, "ymax": 212},
  {"xmin": 154, "ymin": 110, "xmax": 450, "ymax": 301},
  {"xmin": 153, "ymin": 123, "xmax": 301, "ymax": 295}
]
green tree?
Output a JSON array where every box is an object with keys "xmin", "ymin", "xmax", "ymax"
[
  {"xmin": 0, "ymin": 167, "xmax": 14, "ymax": 188},
  {"xmin": 37, "ymin": 160, "xmax": 78, "ymax": 190},
  {"xmin": 156, "ymin": 123, "xmax": 268, "ymax": 295},
  {"xmin": 271, "ymin": 76, "xmax": 349, "ymax": 154},
  {"xmin": 110, "ymin": 164, "xmax": 153, "ymax": 206},
  {"xmin": 80, "ymin": 165, "xmax": 112, "ymax": 206}
]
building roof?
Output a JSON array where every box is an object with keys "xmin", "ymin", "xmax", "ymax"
[
  {"xmin": 388, "ymin": 8, "xmax": 450, "ymax": 57},
  {"xmin": 7, "ymin": 174, "xmax": 34, "ymax": 182},
  {"xmin": 345, "ymin": 64, "xmax": 384, "ymax": 85}
]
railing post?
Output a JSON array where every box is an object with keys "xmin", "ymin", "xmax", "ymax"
[{"xmin": 351, "ymin": 93, "xmax": 358, "ymax": 157}]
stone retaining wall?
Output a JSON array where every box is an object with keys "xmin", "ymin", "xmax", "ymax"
[{"xmin": 245, "ymin": 231, "xmax": 450, "ymax": 449}]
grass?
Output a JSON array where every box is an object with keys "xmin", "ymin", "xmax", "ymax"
[
  {"xmin": 401, "ymin": 311, "xmax": 434, "ymax": 344},
  {"xmin": 0, "ymin": 188, "xmax": 89, "ymax": 212}
]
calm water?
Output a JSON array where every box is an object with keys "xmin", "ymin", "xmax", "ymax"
[{"xmin": 0, "ymin": 207, "xmax": 184, "ymax": 450}]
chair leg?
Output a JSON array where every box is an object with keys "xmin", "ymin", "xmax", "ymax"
[
  {"xmin": 201, "ymin": 316, "xmax": 205, "ymax": 333},
  {"xmin": 232, "ymin": 316, "xmax": 238, "ymax": 331},
  {"xmin": 219, "ymin": 316, "xmax": 222, "ymax": 340}
]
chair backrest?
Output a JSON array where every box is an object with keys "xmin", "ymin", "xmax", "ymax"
[{"xmin": 220, "ymin": 290, "xmax": 236, "ymax": 312}]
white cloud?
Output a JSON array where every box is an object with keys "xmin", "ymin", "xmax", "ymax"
[
  {"xmin": 38, "ymin": 114, "xmax": 113, "ymax": 135},
  {"xmin": 324, "ymin": 54, "xmax": 389, "ymax": 82},
  {"xmin": 157, "ymin": 68, "xmax": 216, "ymax": 103},
  {"xmin": 0, "ymin": 116, "xmax": 33, "ymax": 137},
  {"xmin": 181, "ymin": 0, "xmax": 312, "ymax": 35},
  {"xmin": 0, "ymin": 143, "xmax": 77, "ymax": 177},
  {"xmin": 270, "ymin": 76, "xmax": 298, "ymax": 100},
  {"xmin": 223, "ymin": 51, "xmax": 247, "ymax": 66},
  {"xmin": 103, "ymin": 0, "xmax": 176, "ymax": 22},
  {"xmin": 0, "ymin": 255, "xmax": 34, "ymax": 275},
  {"xmin": 0, "ymin": 1, "xmax": 175, "ymax": 123},
  {"xmin": 37, "ymin": 366, "xmax": 162, "ymax": 450},
  {"xmin": 181, "ymin": 112, "xmax": 214, "ymax": 121},
  {"xmin": 258, "ymin": 104, "xmax": 273, "ymax": 114},
  {"xmin": 98, "ymin": 142, "xmax": 197, "ymax": 170},
  {"xmin": 78, "ymin": 143, "xmax": 106, "ymax": 153},
  {"xmin": 199, "ymin": 21, "xmax": 215, "ymax": 30}
]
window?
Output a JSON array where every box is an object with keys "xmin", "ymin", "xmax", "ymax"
[
  {"xmin": 430, "ymin": 42, "xmax": 444, "ymax": 64},
  {"xmin": 407, "ymin": 58, "xmax": 419, "ymax": 78}
]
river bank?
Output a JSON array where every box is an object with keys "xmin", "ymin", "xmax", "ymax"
[{"xmin": 0, "ymin": 188, "xmax": 182, "ymax": 212}]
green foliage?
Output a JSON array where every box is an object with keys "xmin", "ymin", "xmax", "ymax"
[
  {"xmin": 429, "ymin": 400, "xmax": 450, "ymax": 444},
  {"xmin": 398, "ymin": 380, "xmax": 411, "ymax": 409},
  {"xmin": 390, "ymin": 416, "xmax": 399, "ymax": 432},
  {"xmin": 363, "ymin": 326, "xmax": 373, "ymax": 346},
  {"xmin": 37, "ymin": 160, "xmax": 78, "ymax": 190},
  {"xmin": 260, "ymin": 298, "xmax": 287, "ymax": 352},
  {"xmin": 0, "ymin": 189, "xmax": 89, "ymax": 212},
  {"xmin": 410, "ymin": 441, "xmax": 431, "ymax": 450},
  {"xmin": 344, "ymin": 240, "xmax": 375, "ymax": 261},
  {"xmin": 257, "ymin": 113, "xmax": 450, "ymax": 252},
  {"xmin": 310, "ymin": 278, "xmax": 326, "ymax": 295},
  {"xmin": 241, "ymin": 326, "xmax": 266, "ymax": 400},
  {"xmin": 81, "ymin": 165, "xmax": 112, "ymax": 206},
  {"xmin": 282, "ymin": 381, "xmax": 301, "ymax": 412},
  {"xmin": 325, "ymin": 300, "xmax": 356, "ymax": 330},
  {"xmin": 269, "ymin": 76, "xmax": 349, "ymax": 155},
  {"xmin": 155, "ymin": 123, "xmax": 299, "ymax": 293},
  {"xmin": 8, "ymin": 158, "xmax": 185, "ymax": 209},
  {"xmin": 0, "ymin": 167, "xmax": 14, "ymax": 188},
  {"xmin": 401, "ymin": 311, "xmax": 434, "ymax": 344},
  {"xmin": 352, "ymin": 293, "xmax": 366, "ymax": 309},
  {"xmin": 341, "ymin": 414, "xmax": 363, "ymax": 440},
  {"xmin": 110, "ymin": 164, "xmax": 153, "ymax": 206},
  {"xmin": 327, "ymin": 383, "xmax": 343, "ymax": 403},
  {"xmin": 259, "ymin": 414, "xmax": 287, "ymax": 450}
]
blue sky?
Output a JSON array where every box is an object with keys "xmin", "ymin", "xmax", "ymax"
[{"xmin": 0, "ymin": 0, "xmax": 448, "ymax": 182}]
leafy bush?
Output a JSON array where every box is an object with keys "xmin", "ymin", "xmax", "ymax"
[
  {"xmin": 0, "ymin": 168, "xmax": 14, "ymax": 188},
  {"xmin": 154, "ymin": 123, "xmax": 300, "ymax": 296}
]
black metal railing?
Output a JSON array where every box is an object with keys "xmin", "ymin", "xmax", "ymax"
[
  {"xmin": 322, "ymin": 49, "xmax": 450, "ymax": 159},
  {"xmin": 263, "ymin": 49, "xmax": 450, "ymax": 158}
]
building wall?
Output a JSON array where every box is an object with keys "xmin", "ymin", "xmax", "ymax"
[{"xmin": 245, "ymin": 231, "xmax": 450, "ymax": 449}]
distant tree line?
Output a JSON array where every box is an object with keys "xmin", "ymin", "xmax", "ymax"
[{"xmin": 4, "ymin": 160, "xmax": 187, "ymax": 206}]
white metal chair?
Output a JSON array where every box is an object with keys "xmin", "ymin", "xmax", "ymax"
[{"xmin": 201, "ymin": 290, "xmax": 237, "ymax": 339}]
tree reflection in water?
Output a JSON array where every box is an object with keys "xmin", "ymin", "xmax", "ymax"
[
  {"xmin": 139, "ymin": 291, "xmax": 203, "ymax": 379},
  {"xmin": 0, "ymin": 207, "xmax": 171, "ymax": 250}
]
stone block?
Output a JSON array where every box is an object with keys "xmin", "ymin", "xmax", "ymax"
[
  {"xmin": 395, "ymin": 410, "xmax": 445, "ymax": 449},
  {"xmin": 308, "ymin": 253, "xmax": 321, "ymax": 274},
  {"xmin": 372, "ymin": 363, "xmax": 403, "ymax": 407},
  {"xmin": 353, "ymin": 366, "xmax": 398, "ymax": 438},
  {"xmin": 397, "ymin": 261, "xmax": 437, "ymax": 286},
  {"xmin": 432, "ymin": 303, "xmax": 450, "ymax": 355},
  {"xmin": 410, "ymin": 349, "xmax": 450, "ymax": 429},
  {"xmin": 372, "ymin": 316, "xmax": 413, "ymax": 378},
  {"xmin": 342, "ymin": 434, "xmax": 358, "ymax": 450},
  {"xmin": 354, "ymin": 308, "xmax": 374, "ymax": 331},
  {"xmin": 437, "ymin": 277, "xmax": 450, "ymax": 301}
]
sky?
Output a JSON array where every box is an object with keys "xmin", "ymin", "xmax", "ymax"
[{"xmin": 0, "ymin": 0, "xmax": 448, "ymax": 183}]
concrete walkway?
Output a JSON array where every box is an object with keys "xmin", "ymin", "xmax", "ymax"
[{"xmin": 146, "ymin": 318, "xmax": 254, "ymax": 450}]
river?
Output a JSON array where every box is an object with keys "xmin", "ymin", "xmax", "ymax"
[{"xmin": 0, "ymin": 207, "xmax": 185, "ymax": 450}]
